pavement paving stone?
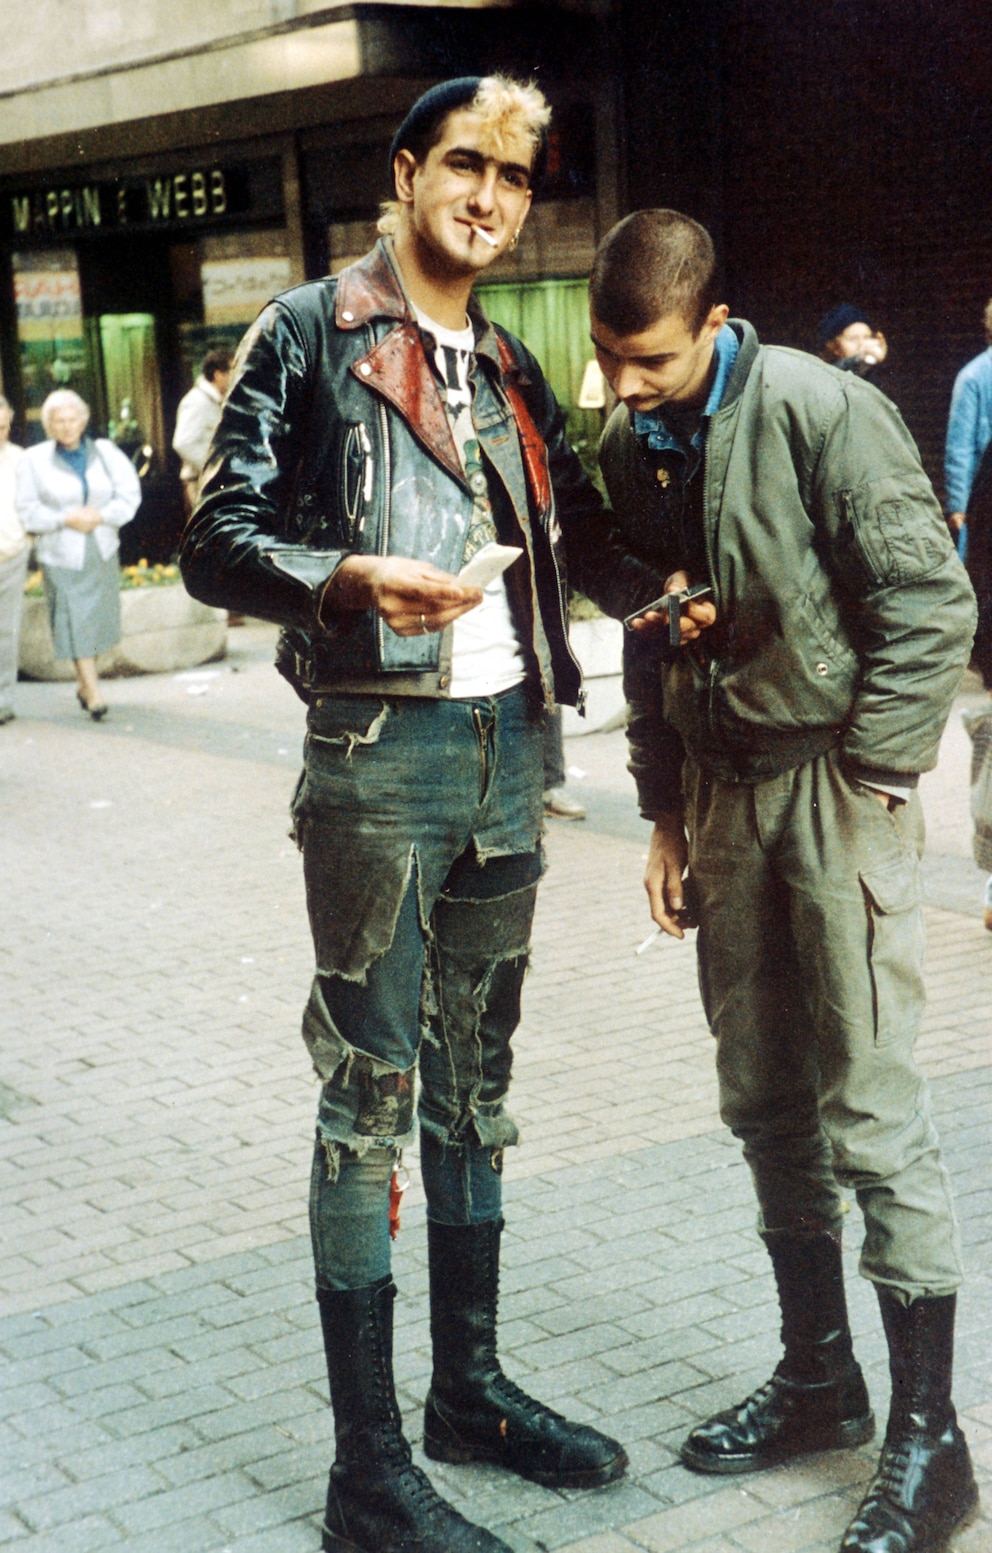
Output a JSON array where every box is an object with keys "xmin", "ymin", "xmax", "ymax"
[
  {"xmin": 212, "ymin": 1524, "xmax": 321, "ymax": 1553},
  {"xmin": 49, "ymin": 1425, "xmax": 200, "ymax": 1483},
  {"xmin": 1, "ymin": 1517, "xmax": 126, "ymax": 1553},
  {"xmin": 208, "ymin": 1478, "xmax": 323, "ymax": 1538},
  {"xmin": 13, "ymin": 1468, "xmax": 170, "ymax": 1535},
  {"xmin": 78, "ymin": 1521, "xmax": 230, "ymax": 1553},
  {"xmin": 111, "ymin": 1471, "xmax": 263, "ymax": 1537},
  {"xmin": 184, "ymin": 1387, "xmax": 326, "ymax": 1446},
  {"xmin": 505, "ymin": 1482, "xmax": 669, "ymax": 1550},
  {"xmin": 3, "ymin": 631, "xmax": 990, "ymax": 1552},
  {"xmin": 2, "ymin": 1415, "xmax": 120, "ymax": 1459}
]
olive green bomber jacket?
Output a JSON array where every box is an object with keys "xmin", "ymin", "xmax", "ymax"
[{"xmin": 598, "ymin": 320, "xmax": 977, "ymax": 817}]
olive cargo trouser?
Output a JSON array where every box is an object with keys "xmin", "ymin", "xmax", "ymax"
[{"xmin": 684, "ymin": 748, "xmax": 963, "ymax": 1300}]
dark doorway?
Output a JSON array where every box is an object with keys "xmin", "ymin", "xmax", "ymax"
[{"xmin": 77, "ymin": 234, "xmax": 187, "ymax": 562}]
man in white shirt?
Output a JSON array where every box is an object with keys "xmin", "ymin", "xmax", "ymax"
[
  {"xmin": 172, "ymin": 349, "xmax": 232, "ymax": 513},
  {"xmin": 0, "ymin": 395, "xmax": 27, "ymax": 724},
  {"xmin": 180, "ymin": 75, "xmax": 654, "ymax": 1553}
]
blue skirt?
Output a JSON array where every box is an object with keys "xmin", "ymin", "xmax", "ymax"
[{"xmin": 43, "ymin": 535, "xmax": 121, "ymax": 660}]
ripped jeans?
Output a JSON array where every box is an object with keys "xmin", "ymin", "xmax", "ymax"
[{"xmin": 291, "ymin": 685, "xmax": 546, "ymax": 1291}]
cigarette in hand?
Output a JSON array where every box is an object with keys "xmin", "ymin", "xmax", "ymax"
[
  {"xmin": 635, "ymin": 925, "xmax": 662, "ymax": 955},
  {"xmin": 472, "ymin": 225, "xmax": 498, "ymax": 248}
]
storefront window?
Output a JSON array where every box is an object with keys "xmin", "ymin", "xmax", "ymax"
[
  {"xmin": 12, "ymin": 248, "xmax": 98, "ymax": 440},
  {"xmin": 177, "ymin": 227, "xmax": 293, "ymax": 387},
  {"xmin": 99, "ymin": 313, "xmax": 163, "ymax": 459}
]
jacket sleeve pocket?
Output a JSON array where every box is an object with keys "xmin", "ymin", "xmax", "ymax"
[
  {"xmin": 840, "ymin": 481, "xmax": 950, "ymax": 586},
  {"xmin": 858, "ymin": 858, "xmax": 925, "ymax": 1046},
  {"xmin": 338, "ymin": 422, "xmax": 374, "ymax": 545}
]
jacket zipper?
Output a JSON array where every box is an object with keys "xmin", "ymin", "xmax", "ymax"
[
  {"xmin": 546, "ymin": 490, "xmax": 585, "ymax": 711},
  {"xmin": 372, "ymin": 327, "xmax": 391, "ymax": 664},
  {"xmin": 701, "ymin": 428, "xmax": 720, "ymax": 741}
]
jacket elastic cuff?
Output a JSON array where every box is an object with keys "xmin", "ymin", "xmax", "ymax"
[
  {"xmin": 843, "ymin": 759, "xmax": 920, "ymax": 791},
  {"xmin": 314, "ymin": 555, "xmax": 356, "ymax": 632}
]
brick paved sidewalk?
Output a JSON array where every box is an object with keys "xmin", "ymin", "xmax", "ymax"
[{"xmin": 1, "ymin": 629, "xmax": 989, "ymax": 1552}]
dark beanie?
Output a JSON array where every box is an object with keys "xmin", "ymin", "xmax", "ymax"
[
  {"xmin": 817, "ymin": 303, "xmax": 871, "ymax": 349},
  {"xmin": 387, "ymin": 76, "xmax": 548, "ymax": 193}
]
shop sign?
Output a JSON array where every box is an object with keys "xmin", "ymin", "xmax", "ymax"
[
  {"xmin": 202, "ymin": 256, "xmax": 293, "ymax": 324},
  {"xmin": 2, "ymin": 158, "xmax": 284, "ymax": 241},
  {"xmin": 14, "ymin": 265, "xmax": 83, "ymax": 335}
]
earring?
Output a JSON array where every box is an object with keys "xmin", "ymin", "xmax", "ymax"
[{"xmin": 508, "ymin": 229, "xmax": 521, "ymax": 252}]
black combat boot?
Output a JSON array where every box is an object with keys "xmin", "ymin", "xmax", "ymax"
[
  {"xmin": 423, "ymin": 1217, "xmax": 628, "ymax": 1488},
  {"xmin": 681, "ymin": 1227, "xmax": 875, "ymax": 1473},
  {"xmin": 316, "ymin": 1278, "xmax": 512, "ymax": 1553},
  {"xmin": 840, "ymin": 1291, "xmax": 978, "ymax": 1552}
]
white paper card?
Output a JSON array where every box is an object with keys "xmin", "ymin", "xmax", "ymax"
[{"xmin": 457, "ymin": 543, "xmax": 523, "ymax": 590}]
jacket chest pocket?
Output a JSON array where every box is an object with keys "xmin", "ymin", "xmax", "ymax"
[{"xmin": 338, "ymin": 421, "xmax": 374, "ymax": 544}]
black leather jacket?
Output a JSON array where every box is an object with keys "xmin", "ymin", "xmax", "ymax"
[{"xmin": 180, "ymin": 239, "xmax": 663, "ymax": 704}]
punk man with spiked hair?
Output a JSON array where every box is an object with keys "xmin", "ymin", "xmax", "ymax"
[
  {"xmin": 181, "ymin": 77, "xmax": 668, "ymax": 1553},
  {"xmin": 588, "ymin": 208, "xmax": 979, "ymax": 1553}
]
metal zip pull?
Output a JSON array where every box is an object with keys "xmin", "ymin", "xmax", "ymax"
[{"xmin": 358, "ymin": 422, "xmax": 373, "ymax": 509}]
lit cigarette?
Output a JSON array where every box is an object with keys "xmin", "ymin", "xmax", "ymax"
[
  {"xmin": 472, "ymin": 225, "xmax": 498, "ymax": 248},
  {"xmin": 635, "ymin": 925, "xmax": 662, "ymax": 955}
]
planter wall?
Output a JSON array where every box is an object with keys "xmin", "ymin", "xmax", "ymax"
[
  {"xmin": 562, "ymin": 615, "xmax": 626, "ymax": 736},
  {"xmin": 19, "ymin": 585, "xmax": 228, "ymax": 680}
]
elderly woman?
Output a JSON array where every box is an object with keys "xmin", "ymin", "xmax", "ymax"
[{"xmin": 16, "ymin": 389, "xmax": 140, "ymax": 718}]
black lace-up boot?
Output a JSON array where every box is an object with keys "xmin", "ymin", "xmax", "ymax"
[
  {"xmin": 840, "ymin": 1291, "xmax": 978, "ymax": 1552},
  {"xmin": 681, "ymin": 1227, "xmax": 875, "ymax": 1473},
  {"xmin": 423, "ymin": 1218, "xmax": 628, "ymax": 1488},
  {"xmin": 317, "ymin": 1278, "xmax": 512, "ymax": 1553}
]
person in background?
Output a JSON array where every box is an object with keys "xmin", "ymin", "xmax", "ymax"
[
  {"xmin": 16, "ymin": 390, "xmax": 140, "ymax": 719},
  {"xmin": 960, "ymin": 433, "xmax": 992, "ymax": 929},
  {"xmin": 0, "ymin": 394, "xmax": 27, "ymax": 726},
  {"xmin": 944, "ymin": 299, "xmax": 992, "ymax": 552},
  {"xmin": 817, "ymin": 303, "xmax": 888, "ymax": 382},
  {"xmin": 172, "ymin": 348, "xmax": 233, "ymax": 515},
  {"xmin": 542, "ymin": 704, "xmax": 586, "ymax": 818}
]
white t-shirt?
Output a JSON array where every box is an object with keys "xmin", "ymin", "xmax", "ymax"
[{"xmin": 415, "ymin": 308, "xmax": 526, "ymax": 699}]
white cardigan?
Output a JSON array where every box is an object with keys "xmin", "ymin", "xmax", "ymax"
[
  {"xmin": 16, "ymin": 438, "xmax": 141, "ymax": 571},
  {"xmin": 0, "ymin": 441, "xmax": 26, "ymax": 563},
  {"xmin": 172, "ymin": 377, "xmax": 224, "ymax": 479}
]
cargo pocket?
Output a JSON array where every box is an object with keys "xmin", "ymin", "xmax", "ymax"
[{"xmin": 859, "ymin": 858, "xmax": 925, "ymax": 1046}]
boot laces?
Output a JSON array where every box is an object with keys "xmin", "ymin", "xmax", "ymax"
[
  {"xmin": 731, "ymin": 1376, "xmax": 784, "ymax": 1420},
  {"xmin": 875, "ymin": 1437, "xmax": 913, "ymax": 1494},
  {"xmin": 393, "ymin": 1456, "xmax": 466, "ymax": 1528},
  {"xmin": 395, "ymin": 1458, "xmax": 441, "ymax": 1504},
  {"xmin": 868, "ymin": 1422, "xmax": 945, "ymax": 1512},
  {"xmin": 491, "ymin": 1371, "xmax": 565, "ymax": 1425}
]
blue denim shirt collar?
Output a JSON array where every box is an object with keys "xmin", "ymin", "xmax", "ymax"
[{"xmin": 633, "ymin": 324, "xmax": 740, "ymax": 454}]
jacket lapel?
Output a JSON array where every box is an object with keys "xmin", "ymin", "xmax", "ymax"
[
  {"xmin": 335, "ymin": 242, "xmax": 464, "ymax": 486},
  {"xmin": 350, "ymin": 325, "xmax": 464, "ymax": 488},
  {"xmin": 496, "ymin": 334, "xmax": 551, "ymax": 519}
]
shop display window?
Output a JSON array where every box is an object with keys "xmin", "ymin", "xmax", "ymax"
[{"xmin": 12, "ymin": 247, "xmax": 98, "ymax": 442}]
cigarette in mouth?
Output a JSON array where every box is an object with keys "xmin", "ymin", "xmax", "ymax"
[{"xmin": 472, "ymin": 225, "xmax": 498, "ymax": 248}]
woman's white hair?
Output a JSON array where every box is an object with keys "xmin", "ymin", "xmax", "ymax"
[{"xmin": 40, "ymin": 388, "xmax": 90, "ymax": 438}]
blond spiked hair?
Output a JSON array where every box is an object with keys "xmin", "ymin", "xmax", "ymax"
[{"xmin": 378, "ymin": 74, "xmax": 550, "ymax": 235}]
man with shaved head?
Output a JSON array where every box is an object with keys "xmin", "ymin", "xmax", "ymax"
[{"xmin": 589, "ymin": 208, "xmax": 978, "ymax": 1553}]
